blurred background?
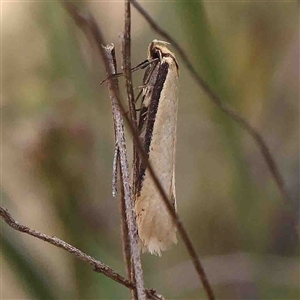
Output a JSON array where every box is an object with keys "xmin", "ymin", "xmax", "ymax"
[{"xmin": 1, "ymin": 1, "xmax": 299, "ymax": 299}]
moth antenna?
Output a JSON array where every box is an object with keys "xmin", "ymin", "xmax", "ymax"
[
  {"xmin": 133, "ymin": 85, "xmax": 146, "ymax": 90},
  {"xmin": 100, "ymin": 72, "xmax": 123, "ymax": 85},
  {"xmin": 100, "ymin": 58, "xmax": 159, "ymax": 85}
]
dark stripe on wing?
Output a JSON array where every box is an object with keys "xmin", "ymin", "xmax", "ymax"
[
  {"xmin": 144, "ymin": 62, "xmax": 169, "ymax": 155},
  {"xmin": 135, "ymin": 62, "xmax": 169, "ymax": 195}
]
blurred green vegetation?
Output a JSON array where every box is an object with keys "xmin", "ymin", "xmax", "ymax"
[{"xmin": 1, "ymin": 1, "xmax": 299, "ymax": 299}]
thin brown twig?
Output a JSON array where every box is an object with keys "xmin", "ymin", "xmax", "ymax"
[
  {"xmin": 121, "ymin": 0, "xmax": 138, "ymax": 202},
  {"xmin": 122, "ymin": 2, "xmax": 139, "ymax": 299},
  {"xmin": 103, "ymin": 44, "xmax": 146, "ymax": 300},
  {"xmin": 123, "ymin": 2, "xmax": 215, "ymax": 298},
  {"xmin": 128, "ymin": 127, "xmax": 216, "ymax": 300},
  {"xmin": 109, "ymin": 74, "xmax": 216, "ymax": 300},
  {"xmin": 122, "ymin": 1, "xmax": 137, "ymax": 128},
  {"xmin": 130, "ymin": 0, "xmax": 299, "ymax": 237},
  {"xmin": 62, "ymin": 2, "xmax": 146, "ymax": 298},
  {"xmin": 103, "ymin": 44, "xmax": 145, "ymax": 300},
  {"xmin": 119, "ymin": 166, "xmax": 133, "ymax": 292},
  {"xmin": 123, "ymin": 1, "xmax": 215, "ymax": 299},
  {"xmin": 0, "ymin": 207, "xmax": 164, "ymax": 300},
  {"xmin": 62, "ymin": 3, "xmax": 215, "ymax": 299},
  {"xmin": 111, "ymin": 70, "xmax": 130, "ymax": 288}
]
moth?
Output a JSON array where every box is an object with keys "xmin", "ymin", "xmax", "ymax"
[{"xmin": 133, "ymin": 40, "xmax": 179, "ymax": 256}]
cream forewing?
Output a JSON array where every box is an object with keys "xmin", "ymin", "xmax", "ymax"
[{"xmin": 134, "ymin": 40, "xmax": 179, "ymax": 256}]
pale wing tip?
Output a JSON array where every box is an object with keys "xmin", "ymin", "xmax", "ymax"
[
  {"xmin": 147, "ymin": 241, "xmax": 162, "ymax": 257},
  {"xmin": 143, "ymin": 235, "xmax": 178, "ymax": 257}
]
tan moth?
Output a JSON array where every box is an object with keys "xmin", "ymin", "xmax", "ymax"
[{"xmin": 133, "ymin": 40, "xmax": 179, "ymax": 256}]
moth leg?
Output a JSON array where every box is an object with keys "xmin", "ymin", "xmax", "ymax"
[
  {"xmin": 134, "ymin": 90, "xmax": 141, "ymax": 105},
  {"xmin": 133, "ymin": 85, "xmax": 146, "ymax": 90}
]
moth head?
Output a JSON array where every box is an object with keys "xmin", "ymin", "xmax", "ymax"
[
  {"xmin": 147, "ymin": 39, "xmax": 179, "ymax": 73},
  {"xmin": 148, "ymin": 39, "xmax": 173, "ymax": 60}
]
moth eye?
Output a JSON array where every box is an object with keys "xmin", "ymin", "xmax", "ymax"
[
  {"xmin": 151, "ymin": 47, "xmax": 162, "ymax": 61},
  {"xmin": 152, "ymin": 48, "xmax": 159, "ymax": 58}
]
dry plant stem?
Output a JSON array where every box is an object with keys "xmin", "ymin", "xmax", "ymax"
[
  {"xmin": 63, "ymin": 3, "xmax": 145, "ymax": 299},
  {"xmin": 62, "ymin": 3, "xmax": 145, "ymax": 298},
  {"xmin": 119, "ymin": 168, "xmax": 133, "ymax": 289},
  {"xmin": 132, "ymin": 138, "xmax": 216, "ymax": 300},
  {"xmin": 0, "ymin": 207, "xmax": 164, "ymax": 300},
  {"xmin": 102, "ymin": 45, "xmax": 146, "ymax": 300},
  {"xmin": 122, "ymin": 4, "xmax": 138, "ymax": 299},
  {"xmin": 105, "ymin": 66, "xmax": 216, "ymax": 300},
  {"xmin": 63, "ymin": 3, "xmax": 215, "ymax": 299},
  {"xmin": 122, "ymin": 0, "xmax": 138, "ymax": 202},
  {"xmin": 130, "ymin": 0, "xmax": 299, "ymax": 237},
  {"xmin": 120, "ymin": 174, "xmax": 137, "ymax": 300},
  {"xmin": 107, "ymin": 42, "xmax": 133, "ymax": 294},
  {"xmin": 122, "ymin": 0, "xmax": 137, "ymax": 127},
  {"xmin": 125, "ymin": 3, "xmax": 215, "ymax": 299}
]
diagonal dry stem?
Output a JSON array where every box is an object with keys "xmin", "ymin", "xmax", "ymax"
[
  {"xmin": 0, "ymin": 207, "xmax": 164, "ymax": 300},
  {"xmin": 62, "ymin": 2, "xmax": 215, "ymax": 299},
  {"xmin": 62, "ymin": 2, "xmax": 146, "ymax": 299},
  {"xmin": 130, "ymin": 0, "xmax": 299, "ymax": 237}
]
